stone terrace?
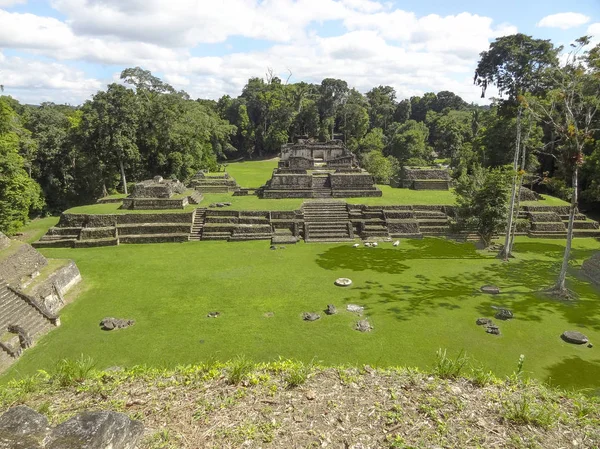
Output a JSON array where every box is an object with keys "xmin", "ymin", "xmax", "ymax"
[
  {"xmin": 0, "ymin": 233, "xmax": 81, "ymax": 372},
  {"xmin": 400, "ymin": 167, "xmax": 452, "ymax": 190},
  {"xmin": 35, "ymin": 202, "xmax": 600, "ymax": 247}
]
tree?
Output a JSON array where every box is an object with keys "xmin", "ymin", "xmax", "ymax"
[
  {"xmin": 527, "ymin": 37, "xmax": 600, "ymax": 297},
  {"xmin": 366, "ymin": 86, "xmax": 396, "ymax": 130},
  {"xmin": 338, "ymin": 89, "xmax": 369, "ymax": 147},
  {"xmin": 80, "ymin": 84, "xmax": 140, "ymax": 195},
  {"xmin": 0, "ymin": 97, "xmax": 44, "ymax": 234},
  {"xmin": 357, "ymin": 128, "xmax": 385, "ymax": 154},
  {"xmin": 361, "ymin": 150, "xmax": 399, "ymax": 184},
  {"xmin": 453, "ymin": 166, "xmax": 512, "ymax": 246},
  {"xmin": 385, "ymin": 120, "xmax": 430, "ymax": 164},
  {"xmin": 318, "ymin": 78, "xmax": 348, "ymax": 140},
  {"xmin": 393, "ymin": 99, "xmax": 411, "ymax": 124},
  {"xmin": 475, "ymin": 33, "xmax": 560, "ymax": 260}
]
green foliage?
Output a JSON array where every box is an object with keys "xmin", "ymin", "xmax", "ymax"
[
  {"xmin": 0, "ymin": 97, "xmax": 44, "ymax": 234},
  {"xmin": 361, "ymin": 150, "xmax": 399, "ymax": 184},
  {"xmin": 475, "ymin": 33, "xmax": 560, "ymax": 101},
  {"xmin": 385, "ymin": 120, "xmax": 431, "ymax": 163},
  {"xmin": 52, "ymin": 355, "xmax": 97, "ymax": 387},
  {"xmin": 227, "ymin": 356, "xmax": 254, "ymax": 385},
  {"xmin": 453, "ymin": 165, "xmax": 512, "ymax": 245},
  {"xmin": 433, "ymin": 349, "xmax": 468, "ymax": 379},
  {"xmin": 501, "ymin": 393, "xmax": 556, "ymax": 428},
  {"xmin": 283, "ymin": 361, "xmax": 312, "ymax": 388}
]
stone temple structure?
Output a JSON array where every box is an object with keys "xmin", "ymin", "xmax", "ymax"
[
  {"xmin": 259, "ymin": 140, "xmax": 382, "ymax": 199},
  {"xmin": 0, "ymin": 232, "xmax": 81, "ymax": 371},
  {"xmin": 121, "ymin": 176, "xmax": 202, "ymax": 210}
]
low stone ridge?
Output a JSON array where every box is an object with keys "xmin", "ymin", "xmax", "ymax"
[
  {"xmin": 100, "ymin": 317, "xmax": 135, "ymax": 331},
  {"xmin": 561, "ymin": 331, "xmax": 589, "ymax": 345},
  {"xmin": 303, "ymin": 312, "xmax": 321, "ymax": 321},
  {"xmin": 480, "ymin": 285, "xmax": 500, "ymax": 295},
  {"xmin": 325, "ymin": 304, "xmax": 337, "ymax": 315},
  {"xmin": 355, "ymin": 319, "xmax": 373, "ymax": 332},
  {"xmin": 0, "ymin": 407, "xmax": 143, "ymax": 449},
  {"xmin": 334, "ymin": 278, "xmax": 352, "ymax": 287}
]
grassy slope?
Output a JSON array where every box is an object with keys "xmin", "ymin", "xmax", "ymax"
[
  {"xmin": 14, "ymin": 217, "xmax": 60, "ymax": 244},
  {"xmin": 3, "ymin": 237, "xmax": 600, "ymax": 393},
  {"xmin": 2, "ymin": 362, "xmax": 598, "ymax": 449}
]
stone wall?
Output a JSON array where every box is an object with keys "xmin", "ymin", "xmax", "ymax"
[
  {"xmin": 582, "ymin": 253, "xmax": 600, "ymax": 286},
  {"xmin": 330, "ymin": 173, "xmax": 377, "ymax": 189},
  {"xmin": 269, "ymin": 174, "xmax": 313, "ymax": 189},
  {"xmin": 121, "ymin": 197, "xmax": 188, "ymax": 210},
  {"xmin": 0, "ymin": 243, "xmax": 48, "ymax": 286},
  {"xmin": 59, "ymin": 212, "xmax": 193, "ymax": 227},
  {"xmin": 28, "ymin": 261, "xmax": 82, "ymax": 314}
]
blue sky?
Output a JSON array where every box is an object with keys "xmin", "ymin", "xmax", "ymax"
[{"xmin": 0, "ymin": 0, "xmax": 598, "ymax": 105}]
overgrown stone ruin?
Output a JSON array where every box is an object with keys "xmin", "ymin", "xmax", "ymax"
[
  {"xmin": 35, "ymin": 201, "xmax": 600, "ymax": 248},
  {"xmin": 0, "ymin": 233, "xmax": 81, "ymax": 372},
  {"xmin": 400, "ymin": 167, "xmax": 452, "ymax": 190},
  {"xmin": 259, "ymin": 140, "xmax": 382, "ymax": 199},
  {"xmin": 120, "ymin": 176, "xmax": 203, "ymax": 210},
  {"xmin": 190, "ymin": 170, "xmax": 240, "ymax": 193},
  {"xmin": 582, "ymin": 253, "xmax": 600, "ymax": 286}
]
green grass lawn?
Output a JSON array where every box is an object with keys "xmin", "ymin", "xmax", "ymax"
[
  {"xmin": 3, "ymin": 236, "xmax": 600, "ymax": 393},
  {"xmin": 225, "ymin": 158, "xmax": 278, "ymax": 187},
  {"xmin": 13, "ymin": 217, "xmax": 60, "ymax": 243}
]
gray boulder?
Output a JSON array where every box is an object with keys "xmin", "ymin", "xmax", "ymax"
[
  {"xmin": 46, "ymin": 411, "xmax": 143, "ymax": 449},
  {"xmin": 561, "ymin": 331, "xmax": 589, "ymax": 345},
  {"xmin": 303, "ymin": 312, "xmax": 320, "ymax": 322},
  {"xmin": 486, "ymin": 324, "xmax": 500, "ymax": 335},
  {"xmin": 100, "ymin": 318, "xmax": 135, "ymax": 331},
  {"xmin": 325, "ymin": 304, "xmax": 337, "ymax": 315},
  {"xmin": 480, "ymin": 285, "xmax": 500, "ymax": 294},
  {"xmin": 0, "ymin": 406, "xmax": 49, "ymax": 448},
  {"xmin": 476, "ymin": 318, "xmax": 493, "ymax": 326},
  {"xmin": 355, "ymin": 320, "xmax": 373, "ymax": 332},
  {"xmin": 494, "ymin": 309, "xmax": 513, "ymax": 320}
]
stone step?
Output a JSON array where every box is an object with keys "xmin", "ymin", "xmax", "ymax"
[
  {"xmin": 305, "ymin": 237, "xmax": 354, "ymax": 243},
  {"xmin": 418, "ymin": 219, "xmax": 449, "ymax": 226},
  {"xmin": 32, "ymin": 239, "xmax": 75, "ymax": 248},
  {"xmin": 420, "ymin": 226, "xmax": 450, "ymax": 234},
  {"xmin": 229, "ymin": 234, "xmax": 273, "ymax": 241},
  {"xmin": 118, "ymin": 234, "xmax": 189, "ymax": 244}
]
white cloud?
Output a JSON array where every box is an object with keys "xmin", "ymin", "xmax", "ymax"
[
  {"xmin": 537, "ymin": 12, "xmax": 590, "ymax": 30},
  {"xmin": 0, "ymin": 0, "xmax": 27, "ymax": 7},
  {"xmin": 1, "ymin": 1, "xmax": 518, "ymax": 105},
  {"xmin": 0, "ymin": 52, "xmax": 102, "ymax": 104}
]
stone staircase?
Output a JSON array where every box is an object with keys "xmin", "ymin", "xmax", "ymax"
[
  {"xmin": 311, "ymin": 175, "xmax": 332, "ymax": 198},
  {"xmin": 414, "ymin": 208, "xmax": 450, "ymax": 236},
  {"xmin": 189, "ymin": 208, "xmax": 206, "ymax": 241},
  {"xmin": 188, "ymin": 190, "xmax": 204, "ymax": 205},
  {"xmin": 361, "ymin": 209, "xmax": 390, "ymax": 239},
  {"xmin": 0, "ymin": 280, "xmax": 55, "ymax": 365},
  {"xmin": 303, "ymin": 201, "xmax": 354, "ymax": 242}
]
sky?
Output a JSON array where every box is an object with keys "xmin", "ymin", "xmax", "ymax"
[{"xmin": 0, "ymin": 0, "xmax": 599, "ymax": 106}]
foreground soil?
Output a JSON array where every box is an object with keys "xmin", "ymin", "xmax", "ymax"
[{"xmin": 1, "ymin": 362, "xmax": 599, "ymax": 448}]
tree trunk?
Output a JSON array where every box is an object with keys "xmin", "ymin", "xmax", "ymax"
[
  {"xmin": 509, "ymin": 121, "xmax": 532, "ymax": 253},
  {"xmin": 553, "ymin": 166, "xmax": 578, "ymax": 295},
  {"xmin": 119, "ymin": 158, "xmax": 128, "ymax": 195},
  {"xmin": 499, "ymin": 105, "xmax": 523, "ymax": 261}
]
